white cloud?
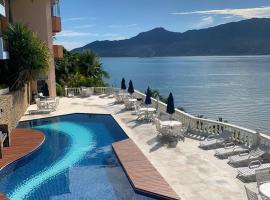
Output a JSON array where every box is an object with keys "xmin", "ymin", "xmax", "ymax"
[
  {"xmin": 74, "ymin": 24, "xmax": 96, "ymax": 29},
  {"xmin": 194, "ymin": 16, "xmax": 214, "ymax": 28},
  {"xmin": 62, "ymin": 17, "xmax": 96, "ymax": 22},
  {"xmin": 62, "ymin": 17, "xmax": 87, "ymax": 22},
  {"xmin": 172, "ymin": 6, "xmax": 270, "ymax": 19},
  {"xmin": 54, "ymin": 41, "xmax": 84, "ymax": 50},
  {"xmin": 57, "ymin": 30, "xmax": 98, "ymax": 37},
  {"xmin": 108, "ymin": 24, "xmax": 137, "ymax": 28}
]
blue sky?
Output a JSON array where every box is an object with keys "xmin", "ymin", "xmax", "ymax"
[{"xmin": 55, "ymin": 0, "xmax": 270, "ymax": 50}]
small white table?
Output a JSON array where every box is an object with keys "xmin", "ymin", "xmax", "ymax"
[
  {"xmin": 139, "ymin": 107, "xmax": 156, "ymax": 121},
  {"xmin": 128, "ymin": 99, "xmax": 137, "ymax": 102},
  {"xmin": 160, "ymin": 120, "xmax": 182, "ymax": 127},
  {"xmin": 139, "ymin": 107, "xmax": 156, "ymax": 112},
  {"xmin": 260, "ymin": 183, "xmax": 270, "ymax": 199}
]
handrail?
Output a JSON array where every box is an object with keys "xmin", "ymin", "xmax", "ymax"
[
  {"xmin": 0, "ymin": 0, "xmax": 5, "ymax": 6},
  {"xmin": 64, "ymin": 86, "xmax": 270, "ymax": 148},
  {"xmin": 51, "ymin": 0, "xmax": 60, "ymax": 17}
]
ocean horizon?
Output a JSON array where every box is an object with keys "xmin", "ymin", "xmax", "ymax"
[{"xmin": 102, "ymin": 55, "xmax": 270, "ymax": 134}]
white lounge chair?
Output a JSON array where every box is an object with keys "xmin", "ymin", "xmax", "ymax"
[
  {"xmin": 215, "ymin": 142, "xmax": 250, "ymax": 159},
  {"xmin": 28, "ymin": 109, "xmax": 51, "ymax": 115},
  {"xmin": 244, "ymin": 186, "xmax": 259, "ymax": 200},
  {"xmin": 228, "ymin": 144, "xmax": 268, "ymax": 166},
  {"xmin": 199, "ymin": 130, "xmax": 232, "ymax": 149},
  {"xmin": 237, "ymin": 160, "xmax": 270, "ymax": 181},
  {"xmin": 255, "ymin": 168, "xmax": 270, "ymax": 188}
]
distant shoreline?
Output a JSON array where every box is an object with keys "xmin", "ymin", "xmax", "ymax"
[{"xmin": 100, "ymin": 54, "xmax": 270, "ymax": 58}]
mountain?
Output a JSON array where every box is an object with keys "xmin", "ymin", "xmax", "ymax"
[{"xmin": 72, "ymin": 18, "xmax": 270, "ymax": 57}]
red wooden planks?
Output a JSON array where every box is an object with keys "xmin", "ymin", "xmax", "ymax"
[{"xmin": 112, "ymin": 139, "xmax": 180, "ymax": 200}]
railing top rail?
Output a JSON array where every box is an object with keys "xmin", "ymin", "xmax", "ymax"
[
  {"xmin": 65, "ymin": 87, "xmax": 260, "ymax": 135},
  {"xmin": 133, "ymin": 89, "xmax": 257, "ymax": 134}
]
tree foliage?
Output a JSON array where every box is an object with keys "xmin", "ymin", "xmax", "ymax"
[
  {"xmin": 55, "ymin": 49, "xmax": 109, "ymax": 95},
  {"xmin": 6, "ymin": 23, "xmax": 50, "ymax": 90},
  {"xmin": 148, "ymin": 87, "xmax": 186, "ymax": 112}
]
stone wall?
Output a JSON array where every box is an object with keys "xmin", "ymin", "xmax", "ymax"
[{"xmin": 0, "ymin": 84, "xmax": 30, "ymax": 144}]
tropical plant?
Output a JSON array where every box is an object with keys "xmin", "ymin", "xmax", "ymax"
[
  {"xmin": 55, "ymin": 49, "xmax": 109, "ymax": 89},
  {"xmin": 77, "ymin": 50, "xmax": 109, "ymax": 79},
  {"xmin": 6, "ymin": 23, "xmax": 50, "ymax": 90},
  {"xmin": 56, "ymin": 83, "xmax": 64, "ymax": 96}
]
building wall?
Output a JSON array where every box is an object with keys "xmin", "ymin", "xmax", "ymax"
[
  {"xmin": 0, "ymin": 85, "xmax": 30, "ymax": 144},
  {"xmin": 10, "ymin": 0, "xmax": 56, "ymax": 97}
]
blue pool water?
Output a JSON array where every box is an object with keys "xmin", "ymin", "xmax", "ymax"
[{"xmin": 0, "ymin": 114, "xmax": 157, "ymax": 200}]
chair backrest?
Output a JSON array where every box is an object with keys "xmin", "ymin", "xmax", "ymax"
[
  {"xmin": 258, "ymin": 143, "xmax": 269, "ymax": 152},
  {"xmin": 244, "ymin": 186, "xmax": 258, "ymax": 200},
  {"xmin": 219, "ymin": 130, "xmax": 231, "ymax": 138},
  {"xmin": 251, "ymin": 144, "xmax": 268, "ymax": 156},
  {"xmin": 155, "ymin": 119, "xmax": 162, "ymax": 132},
  {"xmin": 255, "ymin": 168, "xmax": 270, "ymax": 187},
  {"xmin": 134, "ymin": 102, "xmax": 141, "ymax": 113},
  {"xmin": 172, "ymin": 126, "xmax": 184, "ymax": 137}
]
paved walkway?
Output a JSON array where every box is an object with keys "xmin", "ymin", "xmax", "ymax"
[{"xmin": 21, "ymin": 96, "xmax": 249, "ymax": 200}]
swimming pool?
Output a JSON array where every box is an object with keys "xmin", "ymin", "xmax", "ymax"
[{"xmin": 0, "ymin": 114, "xmax": 158, "ymax": 200}]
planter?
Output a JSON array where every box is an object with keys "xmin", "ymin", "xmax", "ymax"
[{"xmin": 0, "ymin": 87, "xmax": 9, "ymax": 95}]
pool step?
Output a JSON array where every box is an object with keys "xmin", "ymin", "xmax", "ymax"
[{"xmin": 112, "ymin": 139, "xmax": 180, "ymax": 200}]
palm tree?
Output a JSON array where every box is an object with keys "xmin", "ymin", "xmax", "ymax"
[{"xmin": 77, "ymin": 50, "xmax": 109, "ymax": 79}]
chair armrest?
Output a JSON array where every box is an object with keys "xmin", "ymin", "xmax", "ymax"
[
  {"xmin": 239, "ymin": 150, "xmax": 250, "ymax": 156},
  {"xmin": 248, "ymin": 160, "xmax": 261, "ymax": 169},
  {"xmin": 206, "ymin": 135, "xmax": 216, "ymax": 141},
  {"xmin": 224, "ymin": 142, "xmax": 235, "ymax": 149}
]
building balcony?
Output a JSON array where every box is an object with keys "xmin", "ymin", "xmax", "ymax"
[
  {"xmin": 0, "ymin": 37, "xmax": 9, "ymax": 59},
  {"xmin": 0, "ymin": 16, "xmax": 8, "ymax": 32},
  {"xmin": 53, "ymin": 45, "xmax": 63, "ymax": 59},
  {"xmin": 0, "ymin": 0, "xmax": 5, "ymax": 17},
  {"xmin": 52, "ymin": 16, "xmax": 61, "ymax": 33},
  {"xmin": 51, "ymin": 0, "xmax": 61, "ymax": 33}
]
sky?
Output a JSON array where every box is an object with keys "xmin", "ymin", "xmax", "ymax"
[{"xmin": 55, "ymin": 0, "xmax": 270, "ymax": 50}]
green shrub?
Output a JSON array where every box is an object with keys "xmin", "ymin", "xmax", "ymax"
[
  {"xmin": 7, "ymin": 23, "xmax": 50, "ymax": 90},
  {"xmin": 55, "ymin": 49, "xmax": 109, "ymax": 89},
  {"xmin": 56, "ymin": 83, "xmax": 64, "ymax": 96},
  {"xmin": 0, "ymin": 84, "xmax": 8, "ymax": 89}
]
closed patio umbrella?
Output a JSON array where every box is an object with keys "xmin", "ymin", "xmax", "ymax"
[
  {"xmin": 121, "ymin": 78, "xmax": 126, "ymax": 92},
  {"xmin": 128, "ymin": 80, "xmax": 134, "ymax": 95},
  {"xmin": 167, "ymin": 93, "xmax": 175, "ymax": 119},
  {"xmin": 145, "ymin": 87, "xmax": 152, "ymax": 105}
]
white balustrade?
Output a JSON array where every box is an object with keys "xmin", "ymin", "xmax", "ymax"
[{"xmin": 64, "ymin": 87, "xmax": 270, "ymax": 148}]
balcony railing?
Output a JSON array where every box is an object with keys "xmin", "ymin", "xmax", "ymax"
[
  {"xmin": 51, "ymin": 0, "xmax": 61, "ymax": 33},
  {"xmin": 51, "ymin": 0, "xmax": 60, "ymax": 17},
  {"xmin": 0, "ymin": 16, "xmax": 8, "ymax": 33},
  {"xmin": 0, "ymin": 36, "xmax": 9, "ymax": 59},
  {"xmin": 53, "ymin": 45, "xmax": 63, "ymax": 59},
  {"xmin": 0, "ymin": 0, "xmax": 5, "ymax": 17},
  {"xmin": 52, "ymin": 16, "xmax": 61, "ymax": 33},
  {"xmin": 64, "ymin": 86, "xmax": 270, "ymax": 151}
]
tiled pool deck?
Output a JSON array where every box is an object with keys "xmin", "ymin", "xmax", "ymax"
[{"xmin": 20, "ymin": 95, "xmax": 255, "ymax": 200}]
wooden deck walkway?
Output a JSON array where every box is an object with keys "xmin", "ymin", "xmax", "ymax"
[
  {"xmin": 0, "ymin": 128, "xmax": 45, "ymax": 200},
  {"xmin": 112, "ymin": 139, "xmax": 180, "ymax": 200}
]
